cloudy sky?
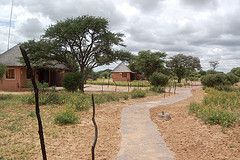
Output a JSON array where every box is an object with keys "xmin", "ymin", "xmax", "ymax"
[{"xmin": 0, "ymin": 0, "xmax": 239, "ymax": 72}]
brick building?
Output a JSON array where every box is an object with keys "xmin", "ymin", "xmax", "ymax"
[
  {"xmin": 112, "ymin": 62, "xmax": 136, "ymax": 81},
  {"xmin": 0, "ymin": 45, "xmax": 67, "ymax": 91}
]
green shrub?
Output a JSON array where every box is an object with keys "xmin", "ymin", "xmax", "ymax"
[
  {"xmin": 62, "ymin": 72, "xmax": 83, "ymax": 92},
  {"xmin": 149, "ymin": 86, "xmax": 165, "ymax": 93},
  {"xmin": 27, "ymin": 111, "xmax": 36, "ymax": 118},
  {"xmin": 67, "ymin": 93, "xmax": 91, "ymax": 111},
  {"xmin": 230, "ymin": 67, "xmax": 240, "ymax": 77},
  {"xmin": 226, "ymin": 73, "xmax": 239, "ymax": 84},
  {"xmin": 21, "ymin": 92, "xmax": 61, "ymax": 105},
  {"xmin": 177, "ymin": 83, "xmax": 183, "ymax": 87},
  {"xmin": 131, "ymin": 89, "xmax": 146, "ymax": 98},
  {"xmin": 0, "ymin": 63, "xmax": 7, "ymax": 80},
  {"xmin": 201, "ymin": 73, "xmax": 238, "ymax": 88},
  {"xmin": 0, "ymin": 94, "xmax": 13, "ymax": 100},
  {"xmin": 122, "ymin": 94, "xmax": 129, "ymax": 100},
  {"xmin": 54, "ymin": 110, "xmax": 78, "ymax": 125},
  {"xmin": 149, "ymin": 72, "xmax": 169, "ymax": 87},
  {"xmin": 189, "ymin": 89, "xmax": 240, "ymax": 128}
]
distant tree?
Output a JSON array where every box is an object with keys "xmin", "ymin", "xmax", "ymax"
[
  {"xmin": 128, "ymin": 50, "xmax": 167, "ymax": 79},
  {"xmin": 198, "ymin": 70, "xmax": 207, "ymax": 76},
  {"xmin": 149, "ymin": 72, "xmax": 169, "ymax": 87},
  {"xmin": 201, "ymin": 73, "xmax": 238, "ymax": 87},
  {"xmin": 0, "ymin": 63, "xmax": 7, "ymax": 80},
  {"xmin": 167, "ymin": 54, "xmax": 201, "ymax": 83},
  {"xmin": 209, "ymin": 61, "xmax": 219, "ymax": 71},
  {"xmin": 230, "ymin": 67, "xmax": 240, "ymax": 77},
  {"xmin": 22, "ymin": 15, "xmax": 133, "ymax": 92}
]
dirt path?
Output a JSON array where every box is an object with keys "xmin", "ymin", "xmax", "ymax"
[
  {"xmin": 117, "ymin": 87, "xmax": 201, "ymax": 160},
  {"xmin": 150, "ymin": 88, "xmax": 240, "ymax": 160}
]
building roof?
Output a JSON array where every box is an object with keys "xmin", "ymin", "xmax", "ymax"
[
  {"xmin": 0, "ymin": 45, "xmax": 22, "ymax": 66},
  {"xmin": 0, "ymin": 45, "xmax": 67, "ymax": 69},
  {"xmin": 112, "ymin": 62, "xmax": 132, "ymax": 73}
]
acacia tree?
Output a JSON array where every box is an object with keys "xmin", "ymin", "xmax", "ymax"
[
  {"xmin": 128, "ymin": 50, "xmax": 167, "ymax": 79},
  {"xmin": 167, "ymin": 54, "xmax": 201, "ymax": 83},
  {"xmin": 209, "ymin": 61, "xmax": 219, "ymax": 71},
  {"xmin": 22, "ymin": 15, "xmax": 132, "ymax": 91}
]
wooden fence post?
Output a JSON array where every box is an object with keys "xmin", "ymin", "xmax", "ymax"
[
  {"xmin": 91, "ymin": 94, "xmax": 98, "ymax": 160},
  {"xmin": 20, "ymin": 46, "xmax": 47, "ymax": 160}
]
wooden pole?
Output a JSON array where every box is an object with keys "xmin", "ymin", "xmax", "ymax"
[
  {"xmin": 91, "ymin": 94, "xmax": 98, "ymax": 160},
  {"xmin": 20, "ymin": 46, "xmax": 47, "ymax": 160}
]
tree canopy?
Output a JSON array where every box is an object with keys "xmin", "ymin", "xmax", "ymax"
[
  {"xmin": 22, "ymin": 15, "xmax": 133, "ymax": 91},
  {"xmin": 230, "ymin": 67, "xmax": 240, "ymax": 77},
  {"xmin": 128, "ymin": 50, "xmax": 166, "ymax": 79},
  {"xmin": 0, "ymin": 63, "xmax": 7, "ymax": 80},
  {"xmin": 167, "ymin": 54, "xmax": 201, "ymax": 83},
  {"xmin": 209, "ymin": 61, "xmax": 219, "ymax": 71}
]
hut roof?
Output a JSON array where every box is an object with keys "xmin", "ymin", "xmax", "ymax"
[
  {"xmin": 0, "ymin": 45, "xmax": 22, "ymax": 66},
  {"xmin": 0, "ymin": 45, "xmax": 66, "ymax": 69},
  {"xmin": 112, "ymin": 62, "xmax": 132, "ymax": 73}
]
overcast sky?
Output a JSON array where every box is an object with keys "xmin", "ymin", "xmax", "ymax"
[{"xmin": 0, "ymin": 0, "xmax": 239, "ymax": 72}]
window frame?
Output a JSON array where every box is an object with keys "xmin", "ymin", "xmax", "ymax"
[
  {"xmin": 5, "ymin": 68, "xmax": 16, "ymax": 80},
  {"xmin": 122, "ymin": 72, "xmax": 127, "ymax": 78}
]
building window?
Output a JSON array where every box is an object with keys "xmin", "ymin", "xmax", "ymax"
[
  {"xmin": 122, "ymin": 73, "xmax": 127, "ymax": 78},
  {"xmin": 6, "ymin": 69, "xmax": 15, "ymax": 79}
]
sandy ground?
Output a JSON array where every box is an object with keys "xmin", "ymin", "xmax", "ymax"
[
  {"xmin": 150, "ymin": 88, "xmax": 240, "ymax": 160},
  {"xmin": 0, "ymin": 90, "xmax": 169, "ymax": 160},
  {"xmin": 42, "ymin": 93, "xmax": 169, "ymax": 160},
  {"xmin": 2, "ymin": 86, "xmax": 239, "ymax": 159}
]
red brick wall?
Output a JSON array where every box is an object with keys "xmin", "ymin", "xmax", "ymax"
[
  {"xmin": 112, "ymin": 72, "xmax": 131, "ymax": 81},
  {"xmin": 0, "ymin": 66, "xmax": 22, "ymax": 91}
]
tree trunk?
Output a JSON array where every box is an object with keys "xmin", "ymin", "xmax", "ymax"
[
  {"xmin": 178, "ymin": 77, "xmax": 181, "ymax": 83},
  {"xmin": 79, "ymin": 82, "xmax": 84, "ymax": 92}
]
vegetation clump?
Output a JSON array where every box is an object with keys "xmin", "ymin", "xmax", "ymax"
[
  {"xmin": 54, "ymin": 110, "xmax": 78, "ymax": 125},
  {"xmin": 189, "ymin": 88, "xmax": 240, "ymax": 129},
  {"xmin": 201, "ymin": 73, "xmax": 239, "ymax": 89},
  {"xmin": 131, "ymin": 89, "xmax": 146, "ymax": 98},
  {"xmin": 149, "ymin": 72, "xmax": 169, "ymax": 87},
  {"xmin": 0, "ymin": 63, "xmax": 7, "ymax": 80},
  {"xmin": 62, "ymin": 72, "xmax": 83, "ymax": 92}
]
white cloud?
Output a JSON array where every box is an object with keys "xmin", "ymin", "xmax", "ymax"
[{"xmin": 0, "ymin": 0, "xmax": 239, "ymax": 72}]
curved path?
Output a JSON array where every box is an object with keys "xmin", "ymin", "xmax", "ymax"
[{"xmin": 116, "ymin": 86, "xmax": 201, "ymax": 160}]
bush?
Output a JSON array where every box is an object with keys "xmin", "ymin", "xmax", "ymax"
[
  {"xmin": 54, "ymin": 110, "xmax": 78, "ymax": 125},
  {"xmin": 67, "ymin": 93, "xmax": 91, "ymax": 111},
  {"xmin": 62, "ymin": 72, "xmax": 83, "ymax": 92},
  {"xmin": 189, "ymin": 89, "xmax": 240, "ymax": 128},
  {"xmin": 131, "ymin": 89, "xmax": 146, "ymax": 98},
  {"xmin": 201, "ymin": 73, "xmax": 238, "ymax": 88},
  {"xmin": 226, "ymin": 73, "xmax": 239, "ymax": 84},
  {"xmin": 149, "ymin": 86, "xmax": 165, "ymax": 93},
  {"xmin": 21, "ymin": 86, "xmax": 62, "ymax": 105},
  {"xmin": 149, "ymin": 72, "xmax": 169, "ymax": 87},
  {"xmin": 177, "ymin": 83, "xmax": 183, "ymax": 87},
  {"xmin": 122, "ymin": 94, "xmax": 129, "ymax": 100},
  {"xmin": 230, "ymin": 67, "xmax": 240, "ymax": 77}
]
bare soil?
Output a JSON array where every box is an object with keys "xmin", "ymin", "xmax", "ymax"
[
  {"xmin": 2, "ymin": 87, "xmax": 240, "ymax": 160},
  {"xmin": 150, "ymin": 88, "xmax": 240, "ymax": 160},
  {"xmin": 0, "ymin": 90, "xmax": 168, "ymax": 160}
]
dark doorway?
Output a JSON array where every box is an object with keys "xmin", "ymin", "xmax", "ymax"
[
  {"xmin": 130, "ymin": 73, "xmax": 136, "ymax": 81},
  {"xmin": 38, "ymin": 69, "xmax": 49, "ymax": 84}
]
